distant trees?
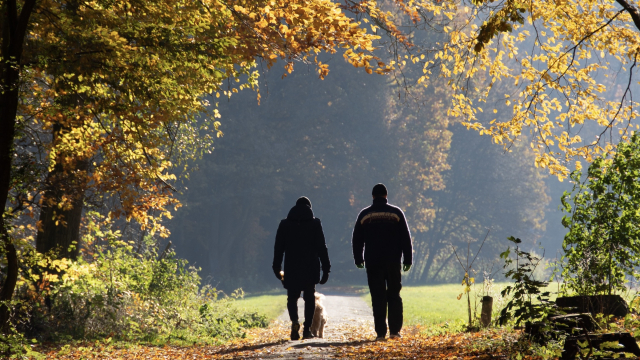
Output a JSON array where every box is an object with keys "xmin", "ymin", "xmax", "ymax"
[
  {"xmin": 170, "ymin": 57, "xmax": 550, "ymax": 290},
  {"xmin": 408, "ymin": 127, "xmax": 549, "ymax": 284},
  {"xmin": 171, "ymin": 61, "xmax": 393, "ymax": 289}
]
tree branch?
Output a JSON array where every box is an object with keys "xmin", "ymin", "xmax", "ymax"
[
  {"xmin": 616, "ymin": 0, "xmax": 640, "ymax": 32},
  {"xmin": 15, "ymin": 0, "xmax": 37, "ymax": 53}
]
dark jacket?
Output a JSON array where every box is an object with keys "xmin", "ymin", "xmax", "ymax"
[
  {"xmin": 272, "ymin": 204, "xmax": 331, "ymax": 289},
  {"xmin": 352, "ymin": 197, "xmax": 413, "ymax": 267}
]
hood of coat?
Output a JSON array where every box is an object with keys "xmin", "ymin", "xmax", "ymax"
[{"xmin": 286, "ymin": 204, "xmax": 314, "ymax": 221}]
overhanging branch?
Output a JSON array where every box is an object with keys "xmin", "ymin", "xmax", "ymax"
[{"xmin": 616, "ymin": 0, "xmax": 640, "ymax": 32}]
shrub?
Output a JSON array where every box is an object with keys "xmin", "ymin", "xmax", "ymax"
[
  {"xmin": 15, "ymin": 239, "xmax": 267, "ymax": 345},
  {"xmin": 561, "ymin": 133, "xmax": 640, "ymax": 295},
  {"xmin": 0, "ymin": 300, "xmax": 40, "ymax": 359},
  {"xmin": 498, "ymin": 237, "xmax": 554, "ymax": 329}
]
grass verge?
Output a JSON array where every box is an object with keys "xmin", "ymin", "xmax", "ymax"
[
  {"xmin": 236, "ymin": 282, "xmax": 572, "ymax": 326},
  {"xmin": 362, "ymin": 282, "xmax": 567, "ymax": 327},
  {"xmin": 362, "ymin": 283, "xmax": 477, "ymax": 326},
  {"xmin": 233, "ymin": 293, "xmax": 288, "ymax": 322}
]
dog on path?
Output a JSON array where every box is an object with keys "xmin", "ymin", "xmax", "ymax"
[{"xmin": 310, "ymin": 292, "xmax": 327, "ymax": 338}]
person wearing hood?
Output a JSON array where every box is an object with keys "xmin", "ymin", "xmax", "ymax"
[{"xmin": 272, "ymin": 196, "xmax": 331, "ymax": 340}]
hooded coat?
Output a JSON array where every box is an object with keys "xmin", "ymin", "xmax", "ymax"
[{"xmin": 272, "ymin": 204, "xmax": 331, "ymax": 289}]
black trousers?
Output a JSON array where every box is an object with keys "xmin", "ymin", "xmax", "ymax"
[
  {"xmin": 366, "ymin": 263, "xmax": 403, "ymax": 337},
  {"xmin": 287, "ymin": 285, "xmax": 315, "ymax": 331}
]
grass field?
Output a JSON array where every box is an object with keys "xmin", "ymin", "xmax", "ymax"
[
  {"xmin": 363, "ymin": 282, "xmax": 565, "ymax": 326},
  {"xmin": 233, "ymin": 292, "xmax": 288, "ymax": 321},
  {"xmin": 234, "ymin": 282, "xmax": 587, "ymax": 326},
  {"xmin": 362, "ymin": 283, "xmax": 485, "ymax": 326},
  {"xmin": 233, "ymin": 284, "xmax": 502, "ymax": 325}
]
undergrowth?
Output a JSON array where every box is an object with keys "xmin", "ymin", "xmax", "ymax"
[{"xmin": 3, "ymin": 238, "xmax": 268, "ymax": 357}]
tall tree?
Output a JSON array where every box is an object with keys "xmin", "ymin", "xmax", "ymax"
[
  {"xmin": 1, "ymin": 0, "xmax": 378, "ymax": 326},
  {"xmin": 0, "ymin": 0, "xmax": 38, "ymax": 328}
]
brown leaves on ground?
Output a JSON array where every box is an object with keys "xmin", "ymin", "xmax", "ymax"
[
  {"xmin": 35, "ymin": 322, "xmax": 520, "ymax": 359},
  {"xmin": 334, "ymin": 327, "xmax": 518, "ymax": 359},
  {"xmin": 36, "ymin": 323, "xmax": 289, "ymax": 360}
]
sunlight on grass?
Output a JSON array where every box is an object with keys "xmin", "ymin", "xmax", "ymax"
[
  {"xmin": 362, "ymin": 283, "xmax": 473, "ymax": 326},
  {"xmin": 239, "ymin": 282, "xmax": 573, "ymax": 325},
  {"xmin": 362, "ymin": 282, "xmax": 564, "ymax": 326},
  {"xmin": 233, "ymin": 293, "xmax": 287, "ymax": 321}
]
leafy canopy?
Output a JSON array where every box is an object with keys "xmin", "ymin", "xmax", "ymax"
[
  {"xmin": 355, "ymin": 0, "xmax": 640, "ymax": 179},
  {"xmin": 12, "ymin": 0, "xmax": 381, "ymax": 235}
]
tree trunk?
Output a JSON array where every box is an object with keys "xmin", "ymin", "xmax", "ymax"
[
  {"xmin": 419, "ymin": 238, "xmax": 445, "ymax": 283},
  {"xmin": 426, "ymin": 251, "xmax": 456, "ymax": 283},
  {"xmin": 480, "ymin": 296, "xmax": 493, "ymax": 327},
  {"xmin": 35, "ymin": 90, "xmax": 89, "ymax": 259},
  {"xmin": 466, "ymin": 278, "xmax": 472, "ymax": 327},
  {"xmin": 0, "ymin": 0, "xmax": 38, "ymax": 330},
  {"xmin": 35, "ymin": 159, "xmax": 88, "ymax": 259},
  {"xmin": 0, "ymin": 224, "xmax": 18, "ymax": 329}
]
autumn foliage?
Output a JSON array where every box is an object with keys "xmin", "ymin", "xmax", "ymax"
[
  {"xmin": 15, "ymin": 0, "xmax": 381, "ymax": 234},
  {"xmin": 369, "ymin": 0, "xmax": 640, "ymax": 179},
  {"xmin": 0, "ymin": 0, "xmax": 381, "ymax": 332},
  {"xmin": 5, "ymin": 0, "xmax": 640, "ymax": 356}
]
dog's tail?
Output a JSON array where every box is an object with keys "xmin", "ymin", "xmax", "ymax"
[{"xmin": 314, "ymin": 292, "xmax": 324, "ymax": 301}]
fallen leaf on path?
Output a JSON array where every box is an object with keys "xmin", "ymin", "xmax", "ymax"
[{"xmin": 32, "ymin": 320, "xmax": 526, "ymax": 359}]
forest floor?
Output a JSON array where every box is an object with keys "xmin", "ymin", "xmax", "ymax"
[{"xmin": 38, "ymin": 291, "xmax": 520, "ymax": 359}]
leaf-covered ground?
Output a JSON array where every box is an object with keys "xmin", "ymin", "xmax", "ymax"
[{"xmin": 35, "ymin": 321, "xmax": 519, "ymax": 359}]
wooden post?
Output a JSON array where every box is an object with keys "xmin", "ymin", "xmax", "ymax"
[{"xmin": 480, "ymin": 296, "xmax": 493, "ymax": 327}]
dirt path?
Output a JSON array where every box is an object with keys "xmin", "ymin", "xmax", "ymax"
[
  {"xmin": 247, "ymin": 293, "xmax": 376, "ymax": 359},
  {"xmin": 276, "ymin": 293, "xmax": 373, "ymax": 324}
]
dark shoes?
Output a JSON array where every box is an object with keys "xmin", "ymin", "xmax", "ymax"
[
  {"xmin": 291, "ymin": 322, "xmax": 301, "ymax": 340},
  {"xmin": 302, "ymin": 328, "xmax": 315, "ymax": 340},
  {"xmin": 291, "ymin": 323, "xmax": 316, "ymax": 341}
]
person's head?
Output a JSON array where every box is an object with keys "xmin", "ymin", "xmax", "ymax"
[
  {"xmin": 372, "ymin": 183, "xmax": 388, "ymax": 199},
  {"xmin": 296, "ymin": 196, "xmax": 312, "ymax": 208}
]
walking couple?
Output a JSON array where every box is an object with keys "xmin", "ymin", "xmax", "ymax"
[{"xmin": 272, "ymin": 183, "xmax": 413, "ymax": 341}]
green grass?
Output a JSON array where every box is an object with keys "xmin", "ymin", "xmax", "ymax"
[
  {"xmin": 233, "ymin": 293, "xmax": 288, "ymax": 321},
  {"xmin": 401, "ymin": 284, "xmax": 474, "ymax": 326},
  {"xmin": 362, "ymin": 282, "xmax": 565, "ymax": 326},
  {"xmin": 236, "ymin": 281, "xmax": 631, "ymax": 327},
  {"xmin": 362, "ymin": 283, "xmax": 477, "ymax": 326}
]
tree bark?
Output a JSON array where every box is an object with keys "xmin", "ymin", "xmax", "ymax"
[
  {"xmin": 615, "ymin": 0, "xmax": 640, "ymax": 32},
  {"xmin": 0, "ymin": 225, "xmax": 18, "ymax": 329},
  {"xmin": 480, "ymin": 296, "xmax": 493, "ymax": 327},
  {"xmin": 35, "ymin": 88, "xmax": 90, "ymax": 259},
  {"xmin": 36, "ymin": 159, "xmax": 88, "ymax": 259},
  {"xmin": 417, "ymin": 242, "xmax": 435, "ymax": 283},
  {"xmin": 0, "ymin": 0, "xmax": 38, "ymax": 330}
]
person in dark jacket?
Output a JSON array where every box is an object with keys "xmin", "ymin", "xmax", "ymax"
[
  {"xmin": 273, "ymin": 196, "xmax": 331, "ymax": 340},
  {"xmin": 352, "ymin": 184, "xmax": 412, "ymax": 340}
]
